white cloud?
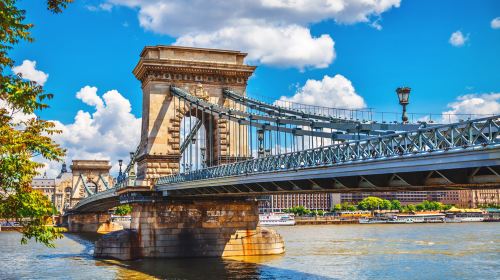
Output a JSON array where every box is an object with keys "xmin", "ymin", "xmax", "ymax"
[
  {"xmin": 107, "ymin": 0, "xmax": 401, "ymax": 69},
  {"xmin": 175, "ymin": 24, "xmax": 335, "ymax": 69},
  {"xmin": 278, "ymin": 74, "xmax": 366, "ymax": 109},
  {"xmin": 449, "ymin": 30, "xmax": 469, "ymax": 47},
  {"xmin": 12, "ymin": 60, "xmax": 49, "ymax": 86},
  {"xmin": 76, "ymin": 86, "xmax": 104, "ymax": 108},
  {"xmin": 2, "ymin": 59, "xmax": 49, "ymax": 124},
  {"xmin": 86, "ymin": 3, "xmax": 113, "ymax": 12},
  {"xmin": 442, "ymin": 93, "xmax": 500, "ymax": 123},
  {"xmin": 491, "ymin": 17, "xmax": 500, "ymax": 29},
  {"xmin": 38, "ymin": 86, "xmax": 141, "ymax": 177}
]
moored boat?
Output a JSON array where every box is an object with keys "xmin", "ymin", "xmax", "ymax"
[
  {"xmin": 359, "ymin": 218, "xmax": 387, "ymax": 224},
  {"xmin": 259, "ymin": 213, "xmax": 296, "ymax": 226}
]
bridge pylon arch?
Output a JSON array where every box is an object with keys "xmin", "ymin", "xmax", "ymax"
[{"xmin": 133, "ymin": 46, "xmax": 255, "ymax": 182}]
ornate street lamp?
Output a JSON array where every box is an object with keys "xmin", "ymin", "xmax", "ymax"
[
  {"xmin": 200, "ymin": 147, "xmax": 207, "ymax": 168},
  {"xmin": 257, "ymin": 129, "xmax": 265, "ymax": 158},
  {"xmin": 118, "ymin": 159, "xmax": 123, "ymax": 182},
  {"xmin": 396, "ymin": 87, "xmax": 411, "ymax": 123}
]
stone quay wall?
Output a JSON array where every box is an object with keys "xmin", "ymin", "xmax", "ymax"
[{"xmin": 95, "ymin": 198, "xmax": 285, "ymax": 260}]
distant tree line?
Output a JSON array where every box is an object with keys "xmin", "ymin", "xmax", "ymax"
[
  {"xmin": 283, "ymin": 206, "xmax": 325, "ymax": 216},
  {"xmin": 331, "ymin": 196, "xmax": 453, "ymax": 213}
]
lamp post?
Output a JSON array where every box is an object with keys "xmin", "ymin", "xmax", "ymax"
[
  {"xmin": 118, "ymin": 159, "xmax": 123, "ymax": 182},
  {"xmin": 396, "ymin": 87, "xmax": 411, "ymax": 123},
  {"xmin": 200, "ymin": 147, "xmax": 207, "ymax": 168},
  {"xmin": 257, "ymin": 129, "xmax": 264, "ymax": 158}
]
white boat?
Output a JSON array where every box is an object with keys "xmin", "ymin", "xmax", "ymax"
[
  {"xmin": 394, "ymin": 213, "xmax": 445, "ymax": 223},
  {"xmin": 445, "ymin": 210, "xmax": 484, "ymax": 222},
  {"xmin": 387, "ymin": 218, "xmax": 414, "ymax": 224},
  {"xmin": 454, "ymin": 213, "xmax": 484, "ymax": 222},
  {"xmin": 444, "ymin": 217, "xmax": 462, "ymax": 223},
  {"xmin": 359, "ymin": 218, "xmax": 387, "ymax": 224},
  {"xmin": 259, "ymin": 213, "xmax": 295, "ymax": 226}
]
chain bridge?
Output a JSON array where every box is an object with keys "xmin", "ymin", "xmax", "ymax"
[{"xmin": 66, "ymin": 46, "xmax": 500, "ymax": 260}]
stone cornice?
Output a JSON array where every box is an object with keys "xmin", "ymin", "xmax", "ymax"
[{"xmin": 134, "ymin": 59, "xmax": 255, "ymax": 82}]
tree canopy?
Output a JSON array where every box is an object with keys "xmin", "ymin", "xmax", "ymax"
[
  {"xmin": 0, "ymin": 0, "xmax": 72, "ymax": 247},
  {"xmin": 114, "ymin": 205, "xmax": 132, "ymax": 216}
]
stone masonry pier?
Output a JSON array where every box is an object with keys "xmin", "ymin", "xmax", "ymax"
[{"xmin": 94, "ymin": 198, "xmax": 284, "ymax": 260}]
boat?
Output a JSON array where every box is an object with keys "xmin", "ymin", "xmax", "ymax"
[
  {"xmin": 359, "ymin": 218, "xmax": 387, "ymax": 224},
  {"xmin": 259, "ymin": 213, "xmax": 296, "ymax": 226},
  {"xmin": 387, "ymin": 217, "xmax": 414, "ymax": 224},
  {"xmin": 394, "ymin": 213, "xmax": 445, "ymax": 223},
  {"xmin": 447, "ymin": 213, "xmax": 484, "ymax": 222},
  {"xmin": 444, "ymin": 217, "xmax": 462, "ymax": 223},
  {"xmin": 445, "ymin": 208, "xmax": 484, "ymax": 222}
]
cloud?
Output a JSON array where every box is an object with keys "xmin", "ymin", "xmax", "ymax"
[
  {"xmin": 86, "ymin": 3, "xmax": 113, "ymax": 12},
  {"xmin": 76, "ymin": 86, "xmax": 104, "ymax": 108},
  {"xmin": 278, "ymin": 74, "xmax": 366, "ymax": 109},
  {"xmin": 38, "ymin": 86, "xmax": 141, "ymax": 177},
  {"xmin": 175, "ymin": 24, "xmax": 335, "ymax": 69},
  {"xmin": 107, "ymin": 0, "xmax": 401, "ymax": 69},
  {"xmin": 2, "ymin": 59, "xmax": 48, "ymax": 124},
  {"xmin": 491, "ymin": 17, "xmax": 500, "ymax": 29},
  {"xmin": 442, "ymin": 93, "xmax": 500, "ymax": 123},
  {"xmin": 12, "ymin": 60, "xmax": 49, "ymax": 86},
  {"xmin": 449, "ymin": 30, "xmax": 469, "ymax": 47}
]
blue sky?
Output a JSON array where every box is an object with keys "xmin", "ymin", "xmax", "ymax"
[{"xmin": 10, "ymin": 0, "xmax": 500, "ymax": 175}]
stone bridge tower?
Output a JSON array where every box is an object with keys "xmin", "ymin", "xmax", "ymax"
[
  {"xmin": 132, "ymin": 46, "xmax": 256, "ymax": 181},
  {"xmin": 69, "ymin": 160, "xmax": 113, "ymax": 208}
]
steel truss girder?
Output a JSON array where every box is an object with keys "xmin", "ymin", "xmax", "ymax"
[
  {"xmin": 160, "ymin": 164, "xmax": 500, "ymax": 197},
  {"xmin": 157, "ymin": 115, "xmax": 500, "ymax": 186}
]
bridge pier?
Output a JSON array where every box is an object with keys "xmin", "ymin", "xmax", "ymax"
[
  {"xmin": 67, "ymin": 212, "xmax": 123, "ymax": 233},
  {"xmin": 94, "ymin": 198, "xmax": 284, "ymax": 260}
]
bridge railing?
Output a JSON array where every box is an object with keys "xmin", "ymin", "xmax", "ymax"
[{"xmin": 156, "ymin": 115, "xmax": 500, "ymax": 185}]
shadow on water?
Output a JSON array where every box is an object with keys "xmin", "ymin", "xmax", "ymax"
[
  {"xmin": 98, "ymin": 256, "xmax": 335, "ymax": 280},
  {"xmin": 62, "ymin": 233, "xmax": 334, "ymax": 279}
]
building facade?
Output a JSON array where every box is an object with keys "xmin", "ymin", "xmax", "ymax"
[
  {"xmin": 258, "ymin": 193, "xmax": 334, "ymax": 213},
  {"xmin": 257, "ymin": 189, "xmax": 500, "ymax": 213}
]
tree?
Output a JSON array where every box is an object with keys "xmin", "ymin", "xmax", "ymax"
[
  {"xmin": 403, "ymin": 204, "xmax": 416, "ymax": 213},
  {"xmin": 390, "ymin": 200, "xmax": 403, "ymax": 211},
  {"xmin": 358, "ymin": 196, "xmax": 384, "ymax": 211},
  {"xmin": 286, "ymin": 206, "xmax": 312, "ymax": 216},
  {"xmin": 380, "ymin": 199, "xmax": 392, "ymax": 210},
  {"xmin": 332, "ymin": 204, "xmax": 342, "ymax": 212},
  {"xmin": 114, "ymin": 205, "xmax": 132, "ymax": 216},
  {"xmin": 0, "ymin": 0, "xmax": 72, "ymax": 247}
]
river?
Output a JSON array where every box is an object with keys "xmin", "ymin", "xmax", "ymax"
[{"xmin": 0, "ymin": 223, "xmax": 498, "ymax": 279}]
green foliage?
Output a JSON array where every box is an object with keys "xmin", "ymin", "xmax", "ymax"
[
  {"xmin": 331, "ymin": 202, "xmax": 357, "ymax": 212},
  {"xmin": 285, "ymin": 206, "xmax": 312, "ymax": 216},
  {"xmin": 390, "ymin": 200, "xmax": 403, "ymax": 211},
  {"xmin": 401, "ymin": 201, "xmax": 452, "ymax": 212},
  {"xmin": 114, "ymin": 204, "xmax": 133, "ymax": 216},
  {"xmin": 0, "ymin": 0, "xmax": 72, "ymax": 247},
  {"xmin": 404, "ymin": 204, "xmax": 416, "ymax": 213},
  {"xmin": 357, "ymin": 196, "xmax": 392, "ymax": 211}
]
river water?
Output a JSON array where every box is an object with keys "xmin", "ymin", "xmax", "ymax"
[{"xmin": 0, "ymin": 223, "xmax": 498, "ymax": 279}]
